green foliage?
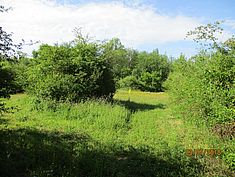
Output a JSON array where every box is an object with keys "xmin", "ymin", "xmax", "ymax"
[
  {"xmin": 0, "ymin": 6, "xmax": 13, "ymax": 101},
  {"xmin": 225, "ymin": 152, "xmax": 235, "ymax": 171},
  {"xmin": 118, "ymin": 75, "xmax": 139, "ymax": 89},
  {"xmin": 26, "ymin": 38, "xmax": 115, "ymax": 102},
  {"xmin": 131, "ymin": 50, "xmax": 170, "ymax": 92},
  {"xmin": 166, "ymin": 21, "xmax": 235, "ymax": 125},
  {"xmin": 13, "ymin": 57, "xmax": 32, "ymax": 91},
  {"xmin": 186, "ymin": 21, "xmax": 224, "ymax": 49},
  {"xmin": 101, "ymin": 39, "xmax": 170, "ymax": 92},
  {"xmin": 102, "ymin": 38, "xmax": 138, "ymax": 83},
  {"xmin": 165, "ymin": 51, "xmax": 235, "ymax": 124},
  {"xmin": 165, "ymin": 22, "xmax": 235, "ymax": 171},
  {"xmin": 0, "ymin": 62, "xmax": 13, "ymax": 98}
]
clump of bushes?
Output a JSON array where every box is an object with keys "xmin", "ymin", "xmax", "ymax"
[
  {"xmin": 165, "ymin": 22, "xmax": 235, "ymax": 125},
  {"xmin": 132, "ymin": 50, "xmax": 170, "ymax": 92},
  {"xmin": 118, "ymin": 76, "xmax": 139, "ymax": 90},
  {"xmin": 24, "ymin": 37, "xmax": 115, "ymax": 103},
  {"xmin": 165, "ymin": 47, "xmax": 235, "ymax": 125},
  {"xmin": 117, "ymin": 50, "xmax": 171, "ymax": 92},
  {"xmin": 21, "ymin": 38, "xmax": 170, "ymax": 101}
]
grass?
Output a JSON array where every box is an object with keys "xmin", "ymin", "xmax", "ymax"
[{"xmin": 0, "ymin": 90, "xmax": 234, "ymax": 177}]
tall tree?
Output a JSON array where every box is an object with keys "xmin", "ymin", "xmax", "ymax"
[{"xmin": 102, "ymin": 38, "xmax": 137, "ymax": 83}]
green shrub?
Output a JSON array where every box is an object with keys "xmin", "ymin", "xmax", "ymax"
[
  {"xmin": 165, "ymin": 50, "xmax": 235, "ymax": 124},
  {"xmin": 165, "ymin": 22, "xmax": 235, "ymax": 172},
  {"xmin": 225, "ymin": 153, "xmax": 235, "ymax": 171},
  {"xmin": 132, "ymin": 50, "xmax": 170, "ymax": 92},
  {"xmin": 26, "ymin": 39, "xmax": 115, "ymax": 102},
  {"xmin": 118, "ymin": 75, "xmax": 139, "ymax": 89},
  {"xmin": 0, "ymin": 60, "xmax": 24, "ymax": 96},
  {"xmin": 13, "ymin": 57, "xmax": 32, "ymax": 92}
]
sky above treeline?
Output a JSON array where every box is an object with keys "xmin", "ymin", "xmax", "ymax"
[{"xmin": 1, "ymin": 0, "xmax": 235, "ymax": 58}]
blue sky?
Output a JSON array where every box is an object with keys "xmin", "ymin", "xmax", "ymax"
[
  {"xmin": 62, "ymin": 0, "xmax": 235, "ymax": 20},
  {"xmin": 1, "ymin": 0, "xmax": 235, "ymax": 58},
  {"xmin": 148, "ymin": 0, "xmax": 235, "ymax": 19},
  {"xmin": 57, "ymin": 0, "xmax": 235, "ymax": 22}
]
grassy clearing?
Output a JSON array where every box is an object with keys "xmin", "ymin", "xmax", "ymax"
[{"xmin": 0, "ymin": 90, "xmax": 234, "ymax": 177}]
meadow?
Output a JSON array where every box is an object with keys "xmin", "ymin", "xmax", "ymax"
[
  {"xmin": 0, "ymin": 90, "xmax": 234, "ymax": 177},
  {"xmin": 1, "ymin": 4, "xmax": 235, "ymax": 177}
]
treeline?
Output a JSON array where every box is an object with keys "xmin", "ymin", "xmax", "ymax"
[
  {"xmin": 1, "ymin": 14, "xmax": 234, "ymax": 128},
  {"xmin": 0, "ymin": 4, "xmax": 170, "ymax": 107},
  {"xmin": 103, "ymin": 38, "xmax": 171, "ymax": 92},
  {"xmin": 1, "ymin": 35, "xmax": 171, "ymax": 105},
  {"xmin": 1, "ymin": 20, "xmax": 234, "ymax": 127}
]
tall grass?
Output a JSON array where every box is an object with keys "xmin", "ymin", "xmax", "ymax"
[{"xmin": 0, "ymin": 91, "xmax": 234, "ymax": 177}]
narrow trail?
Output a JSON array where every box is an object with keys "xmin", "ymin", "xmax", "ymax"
[
  {"xmin": 114, "ymin": 90, "xmax": 234, "ymax": 176},
  {"xmin": 114, "ymin": 90, "xmax": 219, "ymax": 150}
]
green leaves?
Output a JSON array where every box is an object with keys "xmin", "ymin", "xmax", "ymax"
[
  {"xmin": 166, "ymin": 46, "xmax": 235, "ymax": 125},
  {"xmin": 166, "ymin": 21, "xmax": 235, "ymax": 126},
  {"xmin": 131, "ymin": 51, "xmax": 170, "ymax": 92},
  {"xmin": 186, "ymin": 21, "xmax": 224, "ymax": 50},
  {"xmin": 25, "ymin": 38, "xmax": 115, "ymax": 103}
]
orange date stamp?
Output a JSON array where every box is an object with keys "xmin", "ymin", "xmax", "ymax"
[{"xmin": 185, "ymin": 149, "xmax": 222, "ymax": 157}]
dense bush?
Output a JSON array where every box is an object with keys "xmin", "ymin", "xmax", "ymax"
[
  {"xmin": 13, "ymin": 57, "xmax": 32, "ymax": 91},
  {"xmin": 24, "ymin": 37, "xmax": 170, "ymax": 102},
  {"xmin": 26, "ymin": 39, "xmax": 115, "ymax": 102},
  {"xmin": 0, "ymin": 62, "xmax": 13, "ymax": 113},
  {"xmin": 164, "ymin": 22, "xmax": 235, "ymax": 172},
  {"xmin": 165, "ymin": 49, "xmax": 235, "ymax": 124},
  {"xmin": 102, "ymin": 39, "xmax": 170, "ymax": 92},
  {"xmin": 165, "ymin": 22, "xmax": 235, "ymax": 124},
  {"xmin": 131, "ymin": 50, "xmax": 171, "ymax": 92},
  {"xmin": 114, "ymin": 50, "xmax": 171, "ymax": 92},
  {"xmin": 118, "ymin": 75, "xmax": 139, "ymax": 90},
  {"xmin": 0, "ymin": 61, "xmax": 23, "ymax": 95}
]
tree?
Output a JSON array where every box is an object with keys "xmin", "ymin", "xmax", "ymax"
[
  {"xmin": 186, "ymin": 21, "xmax": 224, "ymax": 50},
  {"xmin": 26, "ymin": 35, "xmax": 116, "ymax": 103},
  {"xmin": 132, "ymin": 50, "xmax": 170, "ymax": 92},
  {"xmin": 102, "ymin": 38, "xmax": 138, "ymax": 83}
]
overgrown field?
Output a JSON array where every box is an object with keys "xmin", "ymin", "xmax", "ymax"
[{"xmin": 0, "ymin": 90, "xmax": 234, "ymax": 177}]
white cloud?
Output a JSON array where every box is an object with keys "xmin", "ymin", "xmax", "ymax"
[
  {"xmin": 225, "ymin": 20, "xmax": 235, "ymax": 31},
  {"xmin": 226, "ymin": 20, "xmax": 235, "ymax": 27},
  {"xmin": 1, "ymin": 0, "xmax": 203, "ymax": 54}
]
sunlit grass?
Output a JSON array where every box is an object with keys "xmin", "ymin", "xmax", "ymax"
[{"xmin": 0, "ymin": 90, "xmax": 233, "ymax": 176}]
